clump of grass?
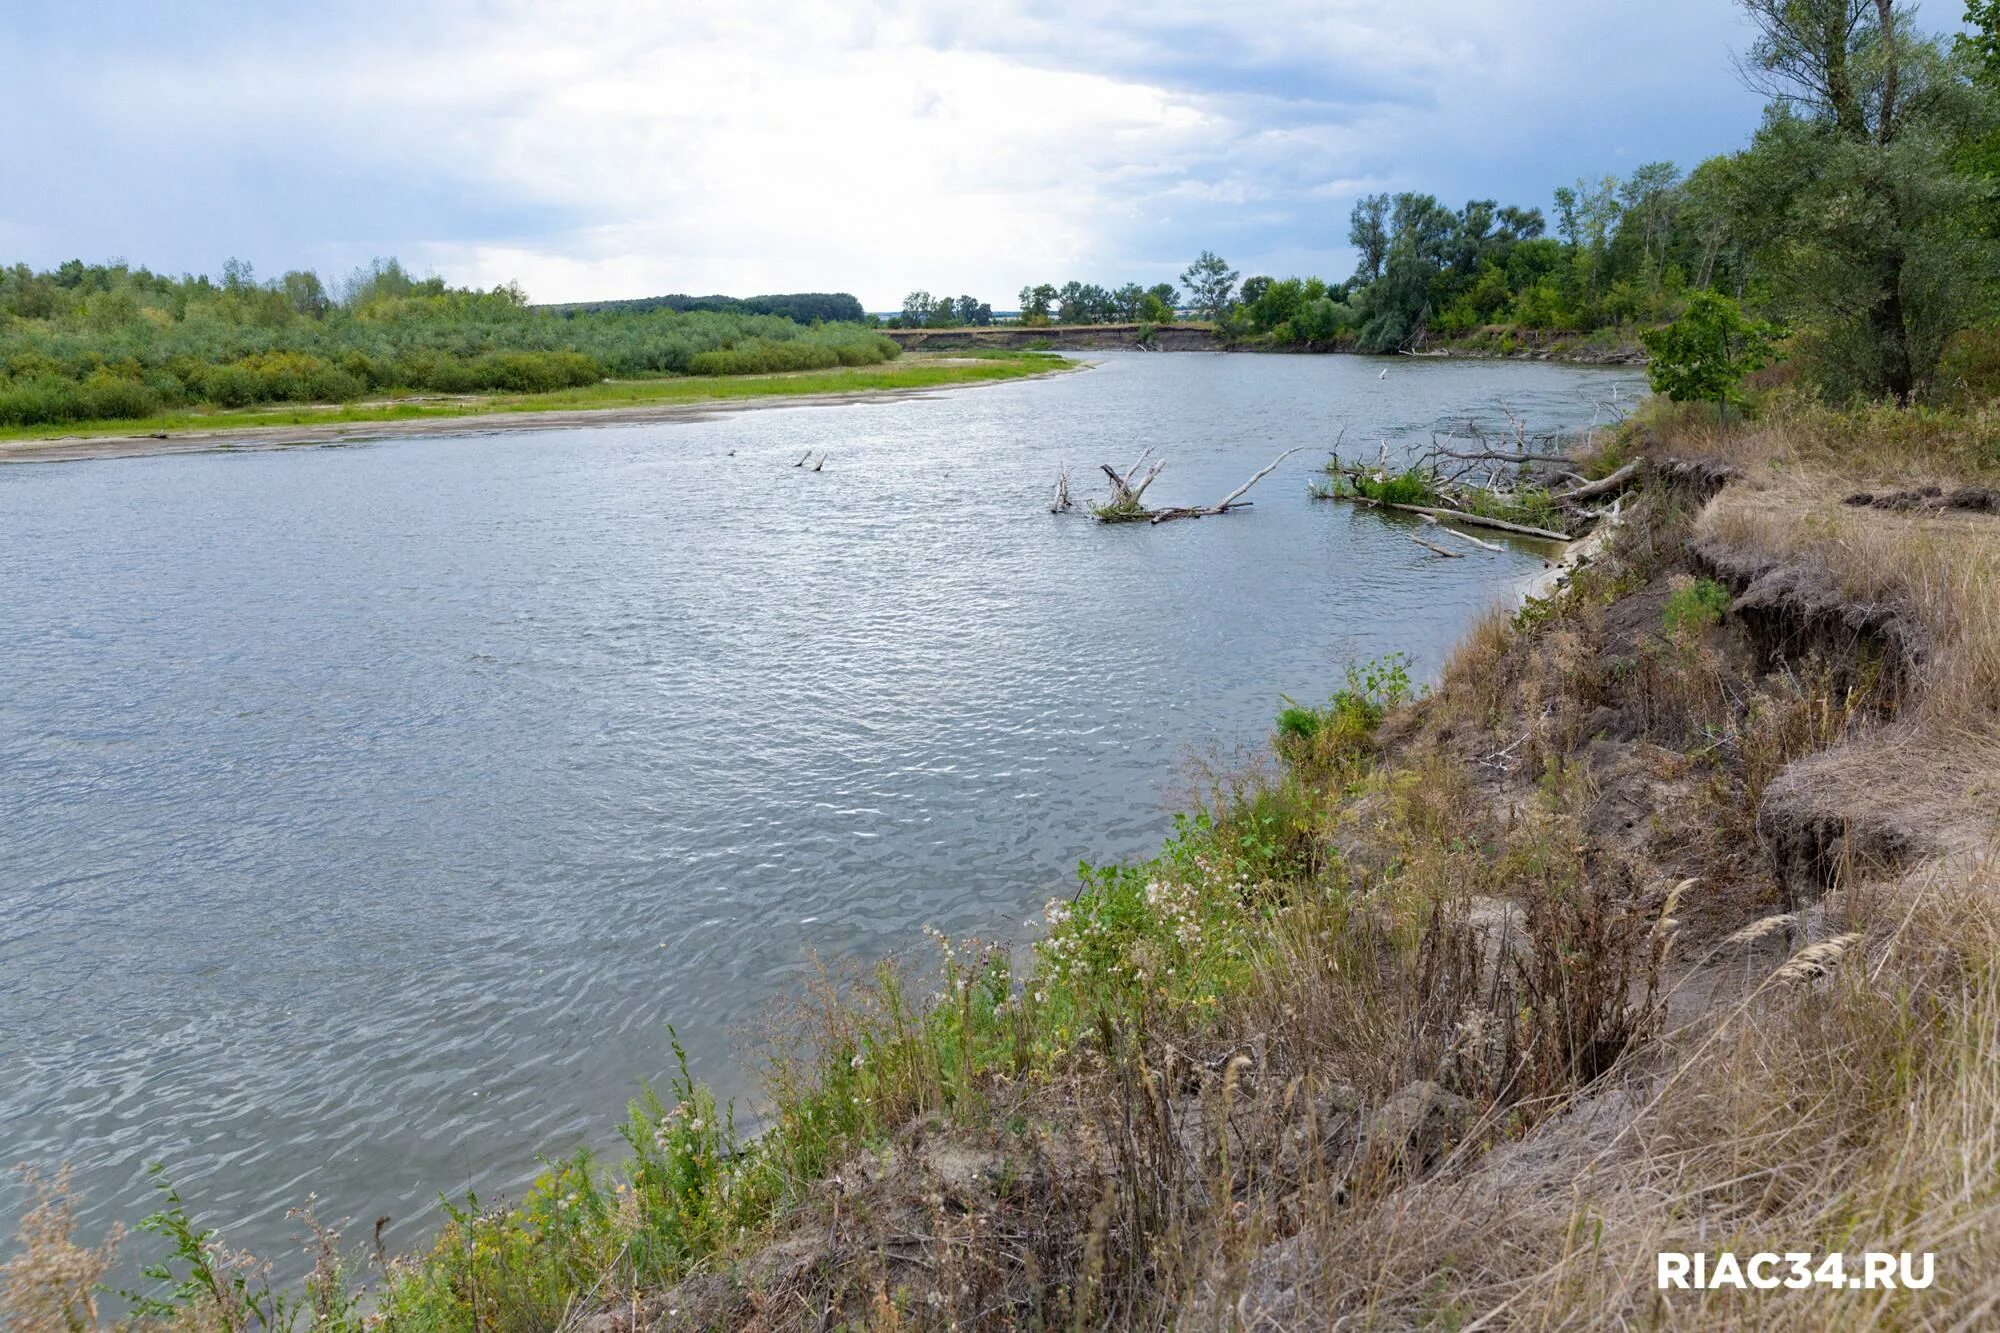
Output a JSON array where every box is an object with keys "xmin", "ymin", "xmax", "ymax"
[
  {"xmin": 1275, "ymin": 654, "xmax": 1415, "ymax": 777},
  {"xmin": 1, "ymin": 1167, "xmax": 122, "ymax": 1332},
  {"xmin": 1311, "ymin": 466, "xmax": 1436, "ymax": 507},
  {"xmin": 1661, "ymin": 576, "xmax": 1731, "ymax": 637}
]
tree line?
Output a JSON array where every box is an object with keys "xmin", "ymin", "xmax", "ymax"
[
  {"xmin": 1294, "ymin": 1, "xmax": 2000, "ymax": 401},
  {"xmin": 899, "ymin": 1, "xmax": 1998, "ymax": 405},
  {"xmin": 0, "ymin": 259, "xmax": 897, "ymax": 428},
  {"xmin": 545, "ymin": 292, "xmax": 866, "ymax": 324}
]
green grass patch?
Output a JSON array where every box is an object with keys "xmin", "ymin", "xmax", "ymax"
[
  {"xmin": 0, "ymin": 354, "xmax": 1073, "ymax": 445},
  {"xmin": 1662, "ymin": 577, "xmax": 1732, "ymax": 636}
]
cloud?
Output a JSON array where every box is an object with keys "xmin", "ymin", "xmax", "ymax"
[{"xmin": 2, "ymin": 0, "xmax": 1788, "ymax": 306}]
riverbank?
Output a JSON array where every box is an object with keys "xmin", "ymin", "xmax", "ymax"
[
  {"xmin": 885, "ymin": 322, "xmax": 1646, "ymax": 365},
  {"xmin": 14, "ymin": 388, "xmax": 1993, "ymax": 1328},
  {"xmin": 0, "ymin": 352, "xmax": 1075, "ymax": 464},
  {"xmin": 580, "ymin": 395, "xmax": 1988, "ymax": 1329}
]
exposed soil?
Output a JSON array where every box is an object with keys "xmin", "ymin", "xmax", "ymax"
[{"xmin": 565, "ymin": 433, "xmax": 1996, "ymax": 1328}]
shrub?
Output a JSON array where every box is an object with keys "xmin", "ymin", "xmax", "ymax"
[
  {"xmin": 1349, "ymin": 468, "xmax": 1436, "ymax": 507},
  {"xmin": 462, "ymin": 350, "xmax": 601, "ymax": 393},
  {"xmin": 1662, "ymin": 576, "xmax": 1732, "ymax": 637},
  {"xmin": 77, "ymin": 371, "xmax": 161, "ymax": 421},
  {"xmin": 1937, "ymin": 327, "xmax": 2000, "ymax": 406},
  {"xmin": 198, "ymin": 363, "xmax": 263, "ymax": 408}
]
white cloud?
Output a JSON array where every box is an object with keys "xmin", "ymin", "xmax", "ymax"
[{"xmin": 8, "ymin": 0, "xmax": 1781, "ymax": 306}]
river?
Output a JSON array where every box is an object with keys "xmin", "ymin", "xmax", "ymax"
[{"xmin": 0, "ymin": 350, "xmax": 1643, "ymax": 1272}]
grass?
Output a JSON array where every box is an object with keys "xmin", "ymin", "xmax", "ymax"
[
  {"xmin": 0, "ymin": 353, "xmax": 1074, "ymax": 445},
  {"xmin": 1312, "ymin": 461, "xmax": 1568, "ymax": 530},
  {"xmin": 1662, "ymin": 576, "xmax": 1732, "ymax": 636}
]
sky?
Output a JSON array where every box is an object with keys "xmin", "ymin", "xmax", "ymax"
[{"xmin": 0, "ymin": 0, "xmax": 1812, "ymax": 309}]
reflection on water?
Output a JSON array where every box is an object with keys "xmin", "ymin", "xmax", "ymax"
[{"xmin": 0, "ymin": 350, "xmax": 1642, "ymax": 1268}]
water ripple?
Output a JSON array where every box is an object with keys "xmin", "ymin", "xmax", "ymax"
[{"xmin": 0, "ymin": 351, "xmax": 1643, "ymax": 1274}]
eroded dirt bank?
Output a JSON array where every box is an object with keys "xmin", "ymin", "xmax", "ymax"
[{"xmin": 593, "ymin": 403, "xmax": 1999, "ymax": 1330}]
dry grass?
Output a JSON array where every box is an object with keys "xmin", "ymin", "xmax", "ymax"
[
  {"xmin": 0, "ymin": 1168, "xmax": 121, "ymax": 1333},
  {"xmin": 12, "ymin": 396, "xmax": 2000, "ymax": 1331}
]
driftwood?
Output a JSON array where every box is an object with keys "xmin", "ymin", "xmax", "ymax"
[
  {"xmin": 1051, "ymin": 468, "xmax": 1072, "ymax": 513},
  {"xmin": 1374, "ymin": 500, "xmax": 1571, "ymax": 541},
  {"xmin": 1089, "ymin": 447, "xmax": 1300, "ymax": 524},
  {"xmin": 1410, "ymin": 534, "xmax": 1465, "ymax": 558},
  {"xmin": 1211, "ymin": 448, "xmax": 1300, "ymax": 512},
  {"xmin": 1555, "ymin": 459, "xmax": 1641, "ymax": 506},
  {"xmin": 813, "ymin": 453, "xmax": 827, "ymax": 472},
  {"xmin": 1422, "ymin": 513, "xmax": 1504, "ymax": 552},
  {"xmin": 793, "ymin": 451, "xmax": 812, "ymax": 468}
]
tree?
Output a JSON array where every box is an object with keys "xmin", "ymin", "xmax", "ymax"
[
  {"xmin": 1968, "ymin": 0, "xmax": 2000, "ymax": 74},
  {"xmin": 1551, "ymin": 187, "xmax": 1581, "ymax": 250},
  {"xmin": 1146, "ymin": 283, "xmax": 1179, "ymax": 320},
  {"xmin": 1180, "ymin": 251, "xmax": 1239, "ymax": 321},
  {"xmin": 1616, "ymin": 162, "xmax": 1682, "ymax": 284},
  {"xmin": 1348, "ymin": 194, "xmax": 1391, "ymax": 283},
  {"xmin": 1959, "ymin": 1, "xmax": 2000, "ymax": 176},
  {"xmin": 1728, "ymin": 0, "xmax": 2000, "ymax": 399},
  {"xmin": 1735, "ymin": 0, "xmax": 1875, "ymax": 139},
  {"xmin": 1055, "ymin": 280, "xmax": 1090, "ymax": 325},
  {"xmin": 1111, "ymin": 282, "xmax": 1145, "ymax": 321},
  {"xmin": 1642, "ymin": 290, "xmax": 1779, "ymax": 425},
  {"xmin": 901, "ymin": 290, "xmax": 935, "ymax": 327},
  {"xmin": 1018, "ymin": 284, "xmax": 1055, "ymax": 325},
  {"xmin": 279, "ymin": 270, "xmax": 330, "ymax": 319}
]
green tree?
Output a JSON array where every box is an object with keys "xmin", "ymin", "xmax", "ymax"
[
  {"xmin": 1055, "ymin": 280, "xmax": 1090, "ymax": 324},
  {"xmin": 1018, "ymin": 283, "xmax": 1055, "ymax": 325},
  {"xmin": 1642, "ymin": 290, "xmax": 1779, "ymax": 425},
  {"xmin": 1179, "ymin": 251, "xmax": 1239, "ymax": 320},
  {"xmin": 1969, "ymin": 0, "xmax": 2000, "ymax": 71},
  {"xmin": 1731, "ymin": 0, "xmax": 2000, "ymax": 400},
  {"xmin": 1348, "ymin": 194, "xmax": 1391, "ymax": 283}
]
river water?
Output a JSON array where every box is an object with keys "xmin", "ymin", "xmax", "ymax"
[{"xmin": 0, "ymin": 351, "xmax": 1642, "ymax": 1270}]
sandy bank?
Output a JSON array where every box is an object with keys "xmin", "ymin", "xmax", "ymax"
[{"xmin": 0, "ymin": 362, "xmax": 1077, "ymax": 466}]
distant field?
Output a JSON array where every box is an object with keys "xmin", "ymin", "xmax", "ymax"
[{"xmin": 0, "ymin": 352, "xmax": 1074, "ymax": 444}]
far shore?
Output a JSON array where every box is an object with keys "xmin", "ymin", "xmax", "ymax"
[{"xmin": 0, "ymin": 354, "xmax": 1079, "ymax": 466}]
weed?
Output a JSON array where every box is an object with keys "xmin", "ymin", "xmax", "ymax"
[{"xmin": 1661, "ymin": 576, "xmax": 1731, "ymax": 637}]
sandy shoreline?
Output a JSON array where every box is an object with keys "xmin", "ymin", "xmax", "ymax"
[{"xmin": 0, "ymin": 365, "xmax": 1074, "ymax": 466}]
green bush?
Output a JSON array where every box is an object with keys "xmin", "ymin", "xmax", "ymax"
[
  {"xmin": 1349, "ymin": 467, "xmax": 1436, "ymax": 506},
  {"xmin": 1938, "ymin": 327, "xmax": 2000, "ymax": 405},
  {"xmin": 199, "ymin": 363, "xmax": 263, "ymax": 408},
  {"xmin": 0, "ymin": 258, "xmax": 898, "ymax": 427},
  {"xmin": 1663, "ymin": 577, "xmax": 1732, "ymax": 637}
]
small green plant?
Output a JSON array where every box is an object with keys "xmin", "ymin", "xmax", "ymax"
[
  {"xmin": 1662, "ymin": 577, "xmax": 1731, "ymax": 637},
  {"xmin": 123, "ymin": 1165, "xmax": 302, "ymax": 1330},
  {"xmin": 1274, "ymin": 654, "xmax": 1416, "ymax": 778},
  {"xmin": 1313, "ymin": 465, "xmax": 1437, "ymax": 506},
  {"xmin": 1641, "ymin": 291, "xmax": 1780, "ymax": 427},
  {"xmin": 619, "ymin": 1036, "xmax": 748, "ymax": 1281}
]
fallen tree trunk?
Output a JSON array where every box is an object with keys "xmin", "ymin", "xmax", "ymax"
[
  {"xmin": 1209, "ymin": 447, "xmax": 1300, "ymax": 512},
  {"xmin": 1361, "ymin": 499, "xmax": 1571, "ymax": 541},
  {"xmin": 1410, "ymin": 534, "xmax": 1464, "ymax": 558},
  {"xmin": 1091, "ymin": 447, "xmax": 1300, "ymax": 524},
  {"xmin": 1556, "ymin": 459, "xmax": 1642, "ymax": 507},
  {"xmin": 1422, "ymin": 514, "xmax": 1504, "ymax": 551}
]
